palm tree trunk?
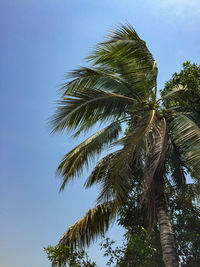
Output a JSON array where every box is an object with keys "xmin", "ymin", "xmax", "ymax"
[{"xmin": 156, "ymin": 183, "xmax": 179, "ymax": 267}]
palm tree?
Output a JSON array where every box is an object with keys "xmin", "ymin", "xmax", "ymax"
[{"xmin": 50, "ymin": 24, "xmax": 200, "ymax": 267}]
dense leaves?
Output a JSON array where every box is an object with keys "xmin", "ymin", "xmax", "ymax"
[
  {"xmin": 161, "ymin": 61, "xmax": 200, "ymax": 115},
  {"xmin": 44, "ymin": 244, "xmax": 96, "ymax": 267},
  {"xmin": 115, "ymin": 182, "xmax": 200, "ymax": 267}
]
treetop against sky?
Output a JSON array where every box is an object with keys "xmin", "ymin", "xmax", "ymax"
[{"xmin": 0, "ymin": 1, "xmax": 200, "ymax": 266}]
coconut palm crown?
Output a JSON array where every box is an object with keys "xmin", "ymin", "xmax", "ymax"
[{"xmin": 50, "ymin": 24, "xmax": 200, "ymax": 266}]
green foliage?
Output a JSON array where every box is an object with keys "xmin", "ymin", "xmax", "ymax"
[
  {"xmin": 114, "ymin": 182, "xmax": 200, "ymax": 266},
  {"xmin": 168, "ymin": 114, "xmax": 200, "ymax": 180},
  {"xmin": 162, "ymin": 61, "xmax": 200, "ymax": 182},
  {"xmin": 168, "ymin": 185, "xmax": 200, "ymax": 266},
  {"xmin": 44, "ymin": 244, "xmax": 96, "ymax": 267},
  {"xmin": 161, "ymin": 61, "xmax": 200, "ymax": 114},
  {"xmin": 116, "ymin": 190, "xmax": 164, "ymax": 266},
  {"xmin": 100, "ymin": 228, "xmax": 162, "ymax": 267},
  {"xmin": 98, "ymin": 182, "xmax": 200, "ymax": 267},
  {"xmin": 120, "ymin": 229, "xmax": 161, "ymax": 267},
  {"xmin": 100, "ymin": 238, "xmax": 124, "ymax": 266}
]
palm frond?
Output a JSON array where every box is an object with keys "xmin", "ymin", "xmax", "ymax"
[
  {"xmin": 88, "ymin": 23, "xmax": 156, "ymax": 72},
  {"xmin": 167, "ymin": 139, "xmax": 186, "ymax": 187},
  {"xmin": 59, "ymin": 201, "xmax": 118, "ymax": 248},
  {"xmin": 108, "ymin": 23, "xmax": 156, "ymax": 70},
  {"xmin": 50, "ymin": 87, "xmax": 134, "ymax": 134},
  {"xmin": 85, "ymin": 151, "xmax": 134, "ymax": 205},
  {"xmin": 85, "ymin": 152, "xmax": 119, "ymax": 188},
  {"xmin": 72, "ymin": 114, "xmax": 103, "ymax": 138},
  {"xmin": 169, "ymin": 114, "xmax": 200, "ymax": 180},
  {"xmin": 111, "ymin": 110, "xmax": 157, "ymax": 171},
  {"xmin": 86, "ymin": 23, "xmax": 157, "ymax": 99},
  {"xmin": 158, "ymin": 84, "xmax": 186, "ymax": 101},
  {"xmin": 61, "ymin": 67, "xmax": 134, "ymax": 97},
  {"xmin": 188, "ymin": 112, "xmax": 200, "ymax": 128},
  {"xmin": 181, "ymin": 183, "xmax": 200, "ymax": 203},
  {"xmin": 57, "ymin": 122, "xmax": 122, "ymax": 191},
  {"xmin": 84, "ymin": 110, "xmax": 156, "ymax": 204},
  {"xmin": 92, "ymin": 110, "xmax": 156, "ymax": 204},
  {"xmin": 87, "ymin": 44, "xmax": 155, "ymax": 100},
  {"xmin": 115, "ymin": 109, "xmax": 156, "ymax": 147}
]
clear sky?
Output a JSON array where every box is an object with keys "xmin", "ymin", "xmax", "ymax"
[{"xmin": 0, "ymin": 0, "xmax": 200, "ymax": 266}]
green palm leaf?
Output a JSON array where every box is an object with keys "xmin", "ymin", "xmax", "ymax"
[
  {"xmin": 160, "ymin": 84, "xmax": 185, "ymax": 98},
  {"xmin": 59, "ymin": 201, "xmax": 118, "ymax": 248},
  {"xmin": 108, "ymin": 111, "xmax": 156, "ymax": 185},
  {"xmin": 167, "ymin": 139, "xmax": 186, "ymax": 187},
  {"xmin": 85, "ymin": 151, "xmax": 133, "ymax": 205},
  {"xmin": 86, "ymin": 24, "xmax": 157, "ymax": 99},
  {"xmin": 57, "ymin": 122, "xmax": 122, "ymax": 191},
  {"xmin": 159, "ymin": 84, "xmax": 187, "ymax": 109},
  {"xmin": 85, "ymin": 111, "xmax": 157, "ymax": 205},
  {"xmin": 114, "ymin": 109, "xmax": 156, "ymax": 153},
  {"xmin": 85, "ymin": 152, "xmax": 119, "ymax": 188},
  {"xmin": 61, "ymin": 67, "xmax": 133, "ymax": 97},
  {"xmin": 169, "ymin": 114, "xmax": 200, "ymax": 179},
  {"xmin": 50, "ymin": 87, "xmax": 134, "ymax": 134},
  {"xmin": 89, "ymin": 111, "xmax": 157, "ymax": 204}
]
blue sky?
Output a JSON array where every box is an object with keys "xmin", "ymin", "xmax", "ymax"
[{"xmin": 0, "ymin": 0, "xmax": 200, "ymax": 266}]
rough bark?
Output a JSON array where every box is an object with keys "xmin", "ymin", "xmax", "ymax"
[{"xmin": 156, "ymin": 184, "xmax": 179, "ymax": 267}]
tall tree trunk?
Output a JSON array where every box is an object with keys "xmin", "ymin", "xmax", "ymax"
[{"xmin": 156, "ymin": 182, "xmax": 179, "ymax": 267}]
